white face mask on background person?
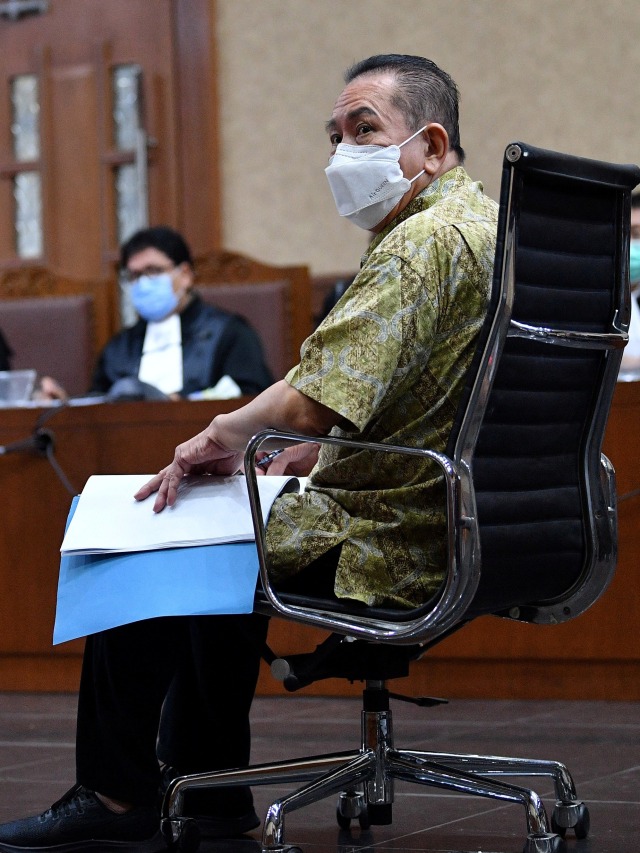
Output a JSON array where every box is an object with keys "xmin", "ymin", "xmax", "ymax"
[{"xmin": 325, "ymin": 125, "xmax": 428, "ymax": 230}]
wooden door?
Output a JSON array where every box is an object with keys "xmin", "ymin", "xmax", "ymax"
[{"xmin": 0, "ymin": 0, "xmax": 220, "ymax": 284}]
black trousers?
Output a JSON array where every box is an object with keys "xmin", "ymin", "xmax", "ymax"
[{"xmin": 75, "ymin": 613, "xmax": 269, "ymax": 805}]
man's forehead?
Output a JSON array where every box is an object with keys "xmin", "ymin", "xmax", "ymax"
[
  {"xmin": 127, "ymin": 247, "xmax": 171, "ymax": 269},
  {"xmin": 327, "ymin": 72, "xmax": 399, "ymax": 129},
  {"xmin": 325, "ymin": 105, "xmax": 379, "ymax": 134}
]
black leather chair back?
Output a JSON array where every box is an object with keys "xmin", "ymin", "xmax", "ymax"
[{"xmin": 451, "ymin": 143, "xmax": 640, "ymax": 616}]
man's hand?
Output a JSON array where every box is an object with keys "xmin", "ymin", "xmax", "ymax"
[
  {"xmin": 256, "ymin": 442, "xmax": 320, "ymax": 477},
  {"xmin": 134, "ymin": 429, "xmax": 242, "ymax": 512},
  {"xmin": 33, "ymin": 375, "xmax": 68, "ymax": 402},
  {"xmin": 134, "ymin": 380, "xmax": 341, "ymax": 511}
]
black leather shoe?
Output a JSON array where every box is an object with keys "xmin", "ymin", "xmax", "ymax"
[
  {"xmin": 0, "ymin": 784, "xmax": 164, "ymax": 852},
  {"xmin": 161, "ymin": 766, "xmax": 260, "ymax": 839}
]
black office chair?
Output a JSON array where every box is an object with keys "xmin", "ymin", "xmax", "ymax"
[{"xmin": 161, "ymin": 143, "xmax": 640, "ymax": 853}]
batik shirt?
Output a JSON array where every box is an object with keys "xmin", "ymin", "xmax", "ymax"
[{"xmin": 266, "ymin": 167, "xmax": 499, "ymax": 608}]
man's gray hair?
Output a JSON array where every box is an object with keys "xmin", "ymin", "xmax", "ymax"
[{"xmin": 345, "ymin": 54, "xmax": 464, "ymax": 162}]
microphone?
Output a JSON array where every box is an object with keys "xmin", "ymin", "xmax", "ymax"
[
  {"xmin": 0, "ymin": 404, "xmax": 77, "ymax": 494},
  {"xmin": 0, "ymin": 428, "xmax": 54, "ymax": 456}
]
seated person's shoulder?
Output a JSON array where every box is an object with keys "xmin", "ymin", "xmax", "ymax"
[
  {"xmin": 194, "ymin": 299, "xmax": 255, "ymax": 338},
  {"xmin": 101, "ymin": 321, "xmax": 145, "ymax": 357},
  {"xmin": 375, "ymin": 190, "xmax": 497, "ymax": 267}
]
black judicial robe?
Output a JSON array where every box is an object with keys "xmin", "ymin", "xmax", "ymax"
[{"xmin": 89, "ymin": 294, "xmax": 273, "ymax": 397}]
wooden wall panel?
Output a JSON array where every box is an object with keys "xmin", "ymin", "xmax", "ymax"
[{"xmin": 48, "ymin": 64, "xmax": 101, "ymax": 276}]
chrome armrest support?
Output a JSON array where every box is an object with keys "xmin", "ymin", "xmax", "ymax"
[
  {"xmin": 244, "ymin": 429, "xmax": 480, "ymax": 646},
  {"xmin": 508, "ymin": 320, "xmax": 628, "ymax": 350}
]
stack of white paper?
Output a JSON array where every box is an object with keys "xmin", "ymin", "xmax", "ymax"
[{"xmin": 60, "ymin": 473, "xmax": 302, "ymax": 555}]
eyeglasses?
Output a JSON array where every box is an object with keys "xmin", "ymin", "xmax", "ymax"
[{"xmin": 121, "ymin": 264, "xmax": 176, "ymax": 284}]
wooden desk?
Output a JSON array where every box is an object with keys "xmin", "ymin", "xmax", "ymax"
[
  {"xmin": 1, "ymin": 386, "xmax": 639, "ymax": 698},
  {"xmin": 0, "ymin": 398, "xmax": 247, "ymax": 691}
]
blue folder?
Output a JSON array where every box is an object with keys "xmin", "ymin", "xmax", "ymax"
[{"xmin": 53, "ymin": 496, "xmax": 260, "ymax": 645}]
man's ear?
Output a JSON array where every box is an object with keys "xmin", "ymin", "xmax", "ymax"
[
  {"xmin": 422, "ymin": 123, "xmax": 449, "ymax": 175},
  {"xmin": 180, "ymin": 261, "xmax": 195, "ymax": 286},
  {"xmin": 177, "ymin": 262, "xmax": 194, "ymax": 291}
]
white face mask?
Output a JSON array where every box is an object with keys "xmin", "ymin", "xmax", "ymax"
[{"xmin": 325, "ymin": 125, "xmax": 428, "ymax": 230}]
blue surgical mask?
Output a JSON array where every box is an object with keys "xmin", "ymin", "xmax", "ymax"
[
  {"xmin": 630, "ymin": 240, "xmax": 640, "ymax": 284},
  {"xmin": 131, "ymin": 273, "xmax": 179, "ymax": 322}
]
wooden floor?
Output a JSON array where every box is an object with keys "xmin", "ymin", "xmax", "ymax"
[{"xmin": 1, "ymin": 693, "xmax": 639, "ymax": 853}]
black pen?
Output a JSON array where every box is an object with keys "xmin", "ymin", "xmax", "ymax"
[{"xmin": 256, "ymin": 448, "xmax": 286, "ymax": 468}]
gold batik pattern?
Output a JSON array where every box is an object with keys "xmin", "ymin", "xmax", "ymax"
[{"xmin": 266, "ymin": 167, "xmax": 498, "ymax": 608}]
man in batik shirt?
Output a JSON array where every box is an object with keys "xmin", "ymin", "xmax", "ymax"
[
  {"xmin": 268, "ymin": 166, "xmax": 497, "ymax": 608},
  {"xmin": 145, "ymin": 55, "xmax": 498, "ymax": 608}
]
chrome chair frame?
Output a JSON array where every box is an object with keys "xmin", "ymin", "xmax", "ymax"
[{"xmin": 161, "ymin": 144, "xmax": 640, "ymax": 853}]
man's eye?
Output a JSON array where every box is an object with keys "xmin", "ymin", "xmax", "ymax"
[
  {"xmin": 329, "ymin": 133, "xmax": 341, "ymax": 146},
  {"xmin": 356, "ymin": 124, "xmax": 373, "ymax": 137}
]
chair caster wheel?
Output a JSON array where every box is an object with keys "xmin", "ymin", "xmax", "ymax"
[
  {"xmin": 336, "ymin": 806, "xmax": 351, "ymax": 831},
  {"xmin": 336, "ymin": 789, "xmax": 371, "ymax": 831},
  {"xmin": 523, "ymin": 832, "xmax": 565, "ymax": 853},
  {"xmin": 551, "ymin": 801, "xmax": 590, "ymax": 839},
  {"xmin": 161, "ymin": 816, "xmax": 200, "ymax": 852},
  {"xmin": 336, "ymin": 805, "xmax": 370, "ymax": 830},
  {"xmin": 358, "ymin": 810, "xmax": 371, "ymax": 830}
]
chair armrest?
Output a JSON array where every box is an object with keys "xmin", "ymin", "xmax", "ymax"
[
  {"xmin": 244, "ymin": 429, "xmax": 481, "ymax": 645},
  {"xmin": 509, "ymin": 320, "xmax": 628, "ymax": 350}
]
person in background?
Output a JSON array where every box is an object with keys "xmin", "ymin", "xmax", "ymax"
[
  {"xmin": 41, "ymin": 226, "xmax": 274, "ymax": 401},
  {"xmin": 620, "ymin": 194, "xmax": 640, "ymax": 372},
  {"xmin": 630, "ymin": 192, "xmax": 640, "ymax": 263},
  {"xmin": 0, "ymin": 54, "xmax": 498, "ymax": 852}
]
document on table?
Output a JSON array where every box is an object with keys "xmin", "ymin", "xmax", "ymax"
[
  {"xmin": 53, "ymin": 473, "xmax": 306, "ymax": 645},
  {"xmin": 60, "ymin": 473, "xmax": 302, "ymax": 555}
]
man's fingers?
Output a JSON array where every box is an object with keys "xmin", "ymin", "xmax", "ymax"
[
  {"xmin": 133, "ymin": 434, "xmax": 241, "ymax": 511},
  {"xmin": 152, "ymin": 470, "xmax": 183, "ymax": 512},
  {"xmin": 134, "ymin": 472, "xmax": 165, "ymax": 501},
  {"xmin": 134, "ymin": 466, "xmax": 185, "ymax": 512},
  {"xmin": 258, "ymin": 443, "xmax": 319, "ymax": 476},
  {"xmin": 152, "ymin": 485, "xmax": 169, "ymax": 513},
  {"xmin": 263, "ymin": 454, "xmax": 291, "ymax": 475}
]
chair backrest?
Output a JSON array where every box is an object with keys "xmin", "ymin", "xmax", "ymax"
[
  {"xmin": 0, "ymin": 267, "xmax": 114, "ymax": 396},
  {"xmin": 246, "ymin": 142, "xmax": 640, "ymax": 646},
  {"xmin": 192, "ymin": 250, "xmax": 313, "ymax": 380},
  {"xmin": 453, "ymin": 143, "xmax": 640, "ymax": 624}
]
